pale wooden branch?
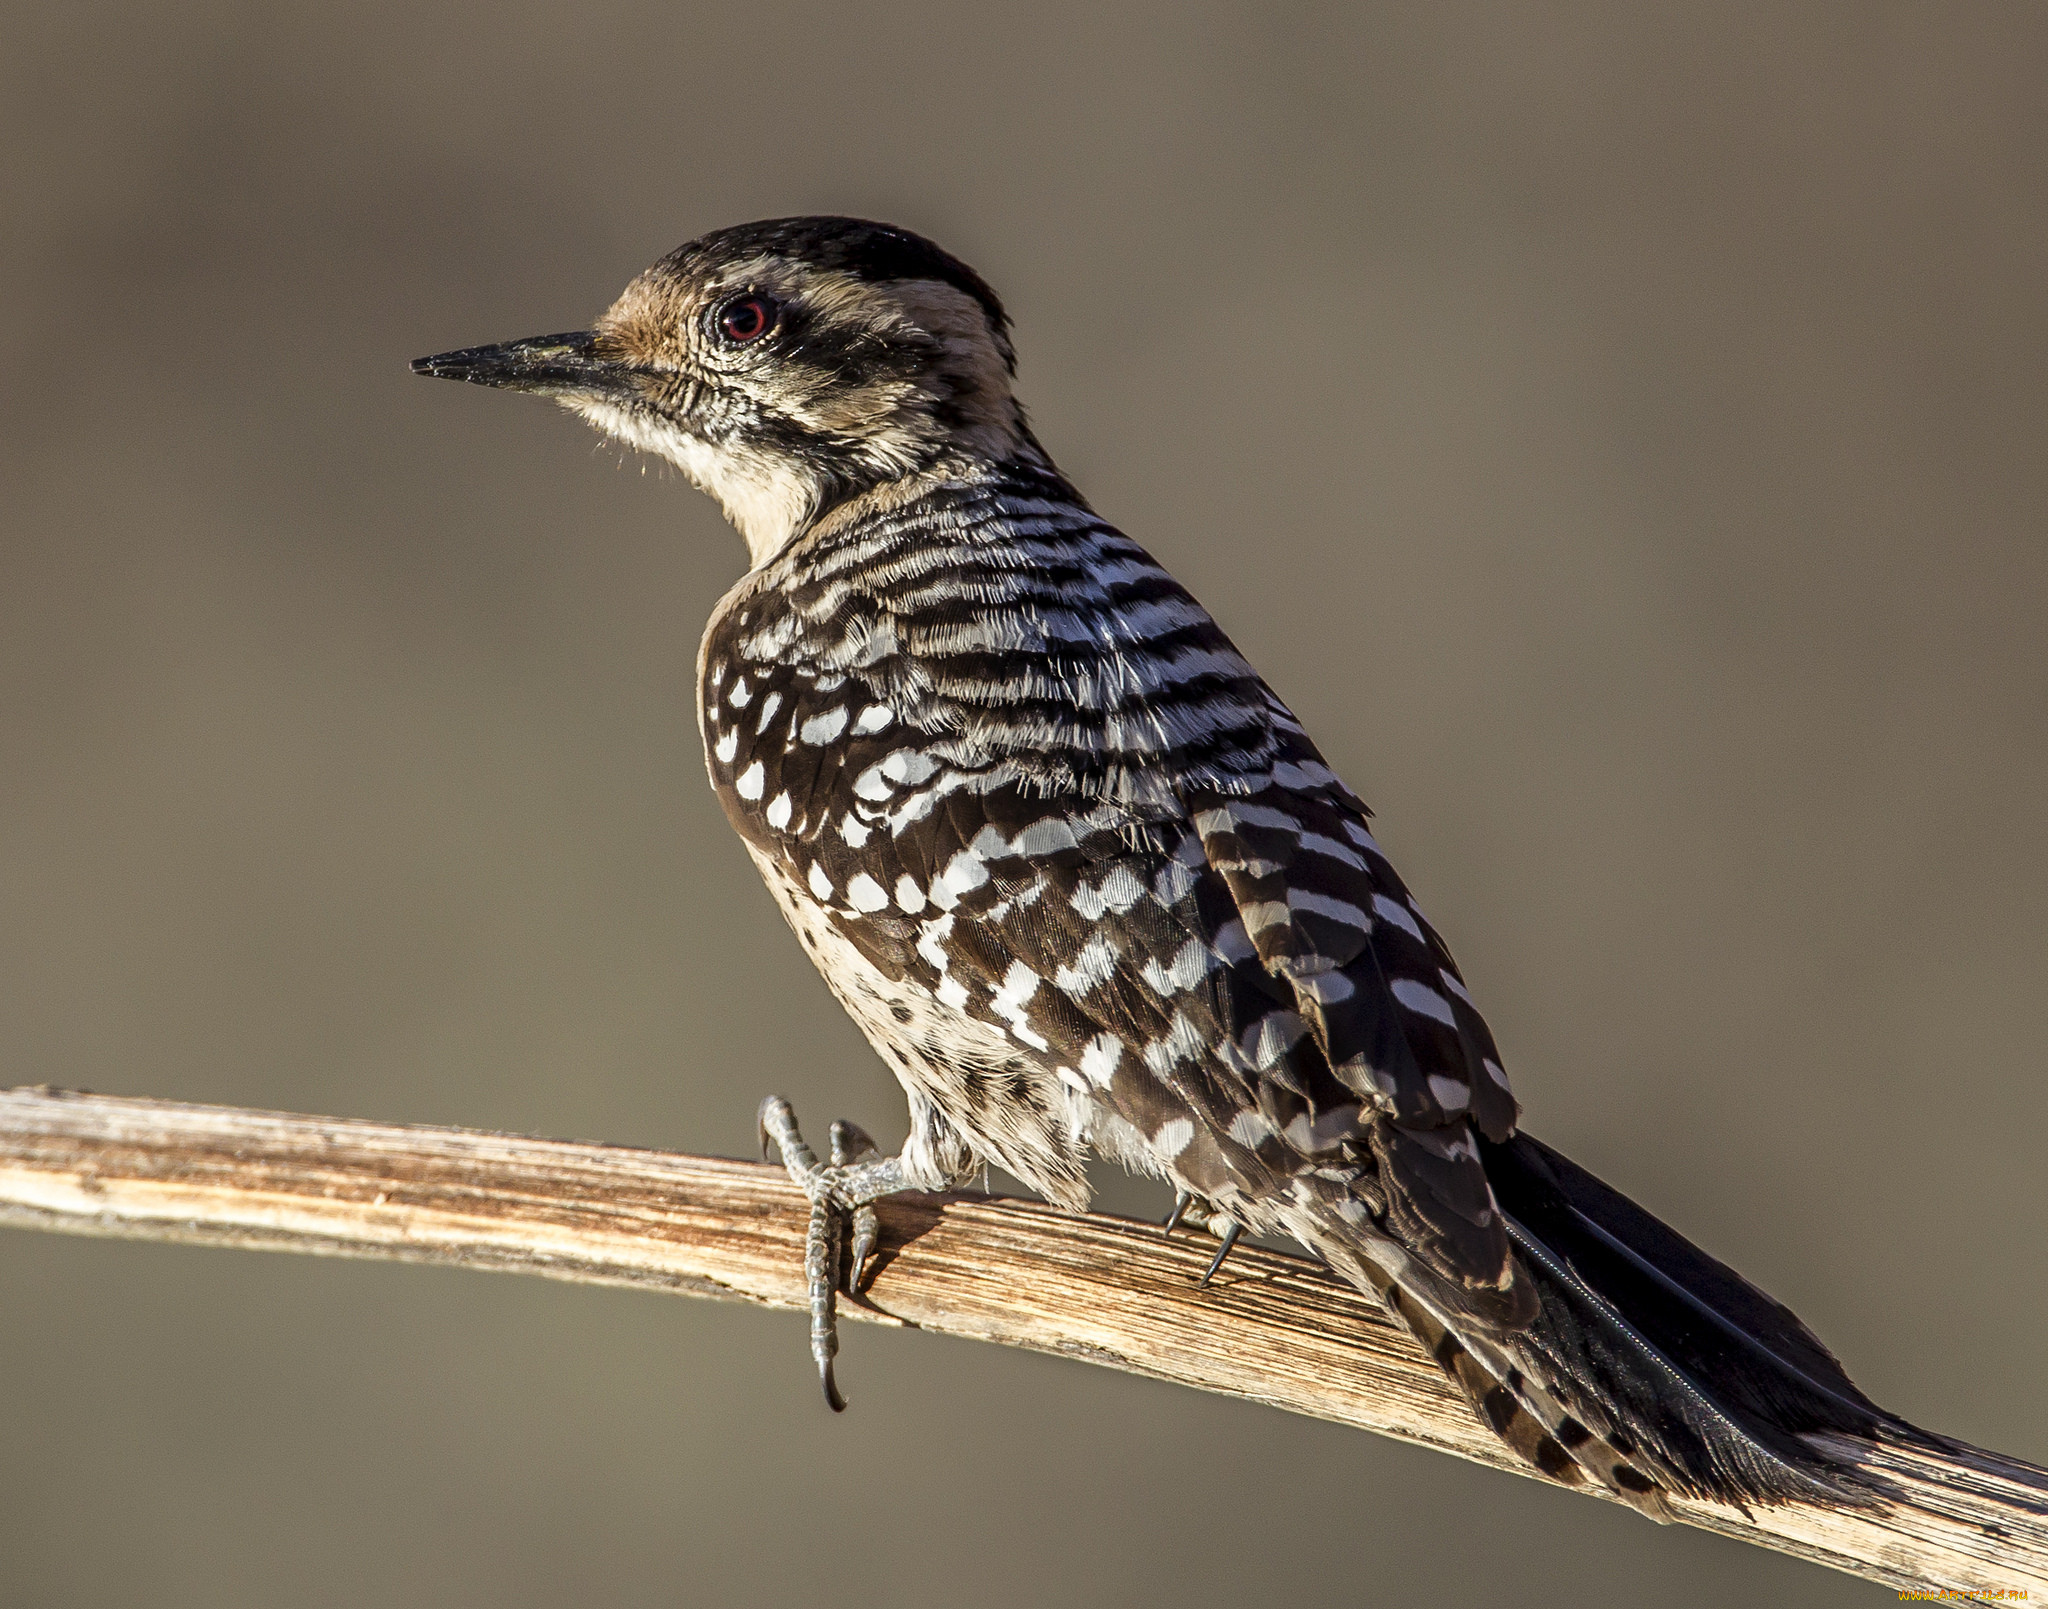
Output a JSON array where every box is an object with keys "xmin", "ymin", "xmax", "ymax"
[{"xmin": 1, "ymin": 1087, "xmax": 2039, "ymax": 1596}]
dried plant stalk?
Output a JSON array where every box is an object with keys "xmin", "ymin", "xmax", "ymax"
[{"xmin": 1, "ymin": 1086, "xmax": 2040, "ymax": 1596}]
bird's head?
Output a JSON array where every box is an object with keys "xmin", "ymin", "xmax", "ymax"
[{"xmin": 413, "ymin": 216, "xmax": 1028, "ymax": 567}]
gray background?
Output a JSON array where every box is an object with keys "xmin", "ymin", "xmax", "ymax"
[{"xmin": 3, "ymin": 4, "xmax": 2043, "ymax": 1604}]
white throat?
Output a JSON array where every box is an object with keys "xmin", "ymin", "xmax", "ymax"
[{"xmin": 570, "ymin": 398, "xmax": 822, "ymax": 569}]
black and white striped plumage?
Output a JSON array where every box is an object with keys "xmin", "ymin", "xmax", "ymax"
[{"xmin": 416, "ymin": 216, "xmax": 1911, "ymax": 1516}]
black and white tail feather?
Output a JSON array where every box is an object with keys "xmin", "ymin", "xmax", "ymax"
[
  {"xmin": 1307, "ymin": 1130, "xmax": 1906, "ymax": 1518},
  {"xmin": 414, "ymin": 213, "xmax": 1921, "ymax": 1516}
]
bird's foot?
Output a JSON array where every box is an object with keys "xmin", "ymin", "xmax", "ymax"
[
  {"xmin": 757, "ymin": 1095, "xmax": 914, "ymax": 1412},
  {"xmin": 1161, "ymin": 1190, "xmax": 1245, "ymax": 1286}
]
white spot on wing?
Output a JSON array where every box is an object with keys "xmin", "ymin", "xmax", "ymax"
[
  {"xmin": 992, "ymin": 959, "xmax": 1041, "ymax": 1010},
  {"xmin": 1211, "ymin": 919, "xmax": 1257, "ymax": 963},
  {"xmin": 1297, "ymin": 830, "xmax": 1368, "ymax": 869},
  {"xmin": 735, "ymin": 762, "xmax": 765, "ymax": 801},
  {"xmin": 715, "ymin": 730, "xmax": 738, "ymax": 763},
  {"xmin": 943, "ymin": 849, "xmax": 990, "ymax": 896},
  {"xmin": 880, "ymin": 749, "xmax": 937, "ymax": 785},
  {"xmin": 1427, "ymin": 1073, "xmax": 1470, "ymax": 1110},
  {"xmin": 887, "ymin": 789, "xmax": 937, "ymax": 833},
  {"xmin": 1341, "ymin": 821, "xmax": 1384, "ymax": 855},
  {"xmin": 1390, "ymin": 979, "xmax": 1457, "ymax": 1027},
  {"xmin": 807, "ymin": 862, "xmax": 833, "ymax": 900},
  {"xmin": 1071, "ymin": 864, "xmax": 1146, "ymax": 919},
  {"xmin": 1241, "ymin": 1010, "xmax": 1308, "ymax": 1069},
  {"xmin": 765, "ymin": 791, "xmax": 792, "ymax": 829},
  {"xmin": 1150, "ymin": 1118, "xmax": 1195, "ymax": 1159},
  {"xmin": 1287, "ymin": 889, "xmax": 1371, "ymax": 930},
  {"xmin": 846, "ymin": 873, "xmax": 889, "ymax": 912},
  {"xmin": 1240, "ymin": 901, "xmax": 1291, "ymax": 934},
  {"xmin": 990, "ymin": 961, "xmax": 1048, "ymax": 1049},
  {"xmin": 1079, "ymin": 1033, "xmax": 1122, "ymax": 1087},
  {"xmin": 1141, "ymin": 938, "xmax": 1215, "ymax": 995},
  {"xmin": 914, "ymin": 912, "xmax": 954, "ymax": 972},
  {"xmin": 1152, "ymin": 857, "xmax": 1197, "ymax": 906},
  {"xmin": 1372, "ymin": 894, "xmax": 1424, "ymax": 941},
  {"xmin": 1142, "ymin": 1012, "xmax": 1211, "ymax": 1073},
  {"xmin": 1295, "ymin": 970, "xmax": 1356, "ymax": 1003},
  {"xmin": 1010, "ymin": 816, "xmax": 1079, "ymax": 857},
  {"xmin": 1055, "ymin": 932, "xmax": 1119, "ymax": 996},
  {"xmin": 856, "ymin": 748, "xmax": 939, "ymax": 800},
  {"xmin": 799, "ymin": 706, "xmax": 849, "ymax": 744}
]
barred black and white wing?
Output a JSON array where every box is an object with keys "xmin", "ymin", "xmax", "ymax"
[
  {"xmin": 699, "ymin": 467, "xmax": 1523, "ymax": 1300},
  {"xmin": 699, "ymin": 462, "xmax": 1901, "ymax": 1512}
]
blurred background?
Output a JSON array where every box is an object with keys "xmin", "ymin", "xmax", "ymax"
[{"xmin": 3, "ymin": 3, "xmax": 2044, "ymax": 1604}]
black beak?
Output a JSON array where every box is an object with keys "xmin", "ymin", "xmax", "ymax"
[{"xmin": 410, "ymin": 330, "xmax": 633, "ymax": 401}]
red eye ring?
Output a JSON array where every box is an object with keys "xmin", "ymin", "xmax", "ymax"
[{"xmin": 718, "ymin": 295, "xmax": 776, "ymax": 343}]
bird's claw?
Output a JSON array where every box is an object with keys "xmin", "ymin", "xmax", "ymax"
[
  {"xmin": 1164, "ymin": 1190, "xmax": 1244, "ymax": 1284},
  {"xmin": 1198, "ymin": 1219, "xmax": 1245, "ymax": 1287}
]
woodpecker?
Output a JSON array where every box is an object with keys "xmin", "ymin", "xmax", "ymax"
[{"xmin": 416, "ymin": 216, "xmax": 1912, "ymax": 1516}]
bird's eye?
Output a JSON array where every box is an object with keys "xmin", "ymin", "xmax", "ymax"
[{"xmin": 717, "ymin": 295, "xmax": 777, "ymax": 344}]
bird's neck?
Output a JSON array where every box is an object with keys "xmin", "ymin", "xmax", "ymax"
[{"xmin": 741, "ymin": 440, "xmax": 1068, "ymax": 570}]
